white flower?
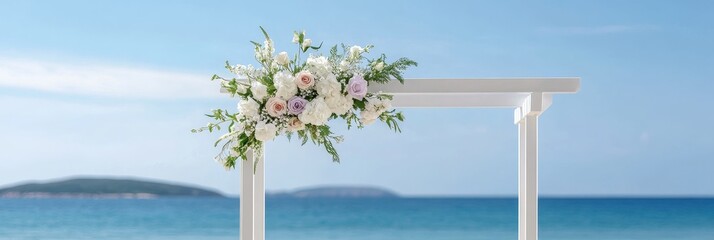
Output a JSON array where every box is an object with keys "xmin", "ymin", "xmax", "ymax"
[
  {"xmin": 359, "ymin": 105, "xmax": 380, "ymax": 125},
  {"xmin": 306, "ymin": 56, "xmax": 332, "ymax": 78},
  {"xmin": 273, "ymin": 71, "xmax": 297, "ymax": 99},
  {"xmin": 315, "ymin": 73, "xmax": 341, "ymax": 97},
  {"xmin": 359, "ymin": 111, "xmax": 378, "ymax": 125},
  {"xmin": 349, "ymin": 45, "xmax": 363, "ymax": 60},
  {"xmin": 292, "ymin": 31, "xmax": 304, "ymax": 44},
  {"xmin": 359, "ymin": 96, "xmax": 392, "ymax": 125},
  {"xmin": 339, "ymin": 60, "xmax": 350, "ymax": 71},
  {"xmin": 232, "ymin": 64, "xmax": 259, "ymax": 77},
  {"xmin": 302, "ymin": 38, "xmax": 312, "ymax": 49},
  {"xmin": 235, "ymin": 83, "xmax": 248, "ymax": 94},
  {"xmin": 381, "ymin": 98, "xmax": 393, "ymax": 110},
  {"xmin": 325, "ymin": 94, "xmax": 354, "ymax": 115},
  {"xmin": 298, "ymin": 97, "xmax": 332, "ymax": 126},
  {"xmin": 254, "ymin": 121, "xmax": 278, "ymax": 141},
  {"xmin": 314, "ymin": 73, "xmax": 353, "ymax": 115},
  {"xmin": 374, "ymin": 62, "xmax": 384, "ymax": 71},
  {"xmin": 370, "ymin": 96, "xmax": 392, "ymax": 112},
  {"xmin": 275, "ymin": 51, "xmax": 290, "ymax": 66},
  {"xmin": 238, "ymin": 98, "xmax": 260, "ymax": 121},
  {"xmin": 251, "ymin": 81, "xmax": 268, "ymax": 100},
  {"xmin": 264, "ymin": 40, "xmax": 274, "ymax": 53},
  {"xmin": 255, "ymin": 40, "xmax": 274, "ymax": 63},
  {"xmin": 223, "ymin": 80, "xmax": 249, "ymax": 95},
  {"xmin": 231, "ymin": 122, "xmax": 245, "ymax": 134}
]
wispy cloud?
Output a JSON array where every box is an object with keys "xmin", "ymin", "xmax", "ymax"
[
  {"xmin": 536, "ymin": 25, "xmax": 659, "ymax": 35},
  {"xmin": 0, "ymin": 58, "xmax": 220, "ymax": 99}
]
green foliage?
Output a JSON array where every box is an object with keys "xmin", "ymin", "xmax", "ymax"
[
  {"xmin": 380, "ymin": 110, "xmax": 405, "ymax": 133},
  {"xmin": 364, "ymin": 56, "xmax": 418, "ymax": 84}
]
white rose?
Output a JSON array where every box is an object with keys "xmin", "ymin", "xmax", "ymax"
[
  {"xmin": 295, "ymin": 71, "xmax": 315, "ymax": 90},
  {"xmin": 349, "ymin": 45, "xmax": 363, "ymax": 59},
  {"xmin": 302, "ymin": 38, "xmax": 312, "ymax": 49},
  {"xmin": 251, "ymin": 81, "xmax": 268, "ymax": 100},
  {"xmin": 275, "ymin": 51, "xmax": 290, "ymax": 66},
  {"xmin": 273, "ymin": 71, "xmax": 297, "ymax": 99},
  {"xmin": 254, "ymin": 121, "xmax": 277, "ymax": 141},
  {"xmin": 298, "ymin": 97, "xmax": 332, "ymax": 126},
  {"xmin": 374, "ymin": 62, "xmax": 384, "ymax": 71},
  {"xmin": 238, "ymin": 98, "xmax": 260, "ymax": 120}
]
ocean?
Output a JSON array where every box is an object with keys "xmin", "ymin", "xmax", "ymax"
[{"xmin": 1, "ymin": 198, "xmax": 712, "ymax": 240}]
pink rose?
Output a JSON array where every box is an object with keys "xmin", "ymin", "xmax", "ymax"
[
  {"xmin": 287, "ymin": 117, "xmax": 305, "ymax": 131},
  {"xmin": 295, "ymin": 71, "xmax": 315, "ymax": 90},
  {"xmin": 265, "ymin": 97, "xmax": 287, "ymax": 117}
]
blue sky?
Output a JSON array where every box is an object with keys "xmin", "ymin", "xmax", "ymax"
[{"xmin": 1, "ymin": 0, "xmax": 712, "ymax": 196}]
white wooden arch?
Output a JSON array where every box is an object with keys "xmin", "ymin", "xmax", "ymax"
[{"xmin": 236, "ymin": 77, "xmax": 580, "ymax": 240}]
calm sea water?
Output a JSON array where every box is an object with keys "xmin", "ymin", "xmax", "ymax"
[{"xmin": 1, "ymin": 198, "xmax": 713, "ymax": 240}]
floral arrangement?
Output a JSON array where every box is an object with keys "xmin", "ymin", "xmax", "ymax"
[{"xmin": 194, "ymin": 27, "xmax": 416, "ymax": 170}]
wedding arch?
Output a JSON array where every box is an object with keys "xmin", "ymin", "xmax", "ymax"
[{"xmin": 232, "ymin": 77, "xmax": 580, "ymax": 240}]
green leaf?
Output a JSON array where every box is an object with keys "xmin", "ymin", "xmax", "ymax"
[
  {"xmin": 353, "ymin": 99, "xmax": 366, "ymax": 109},
  {"xmin": 259, "ymin": 26, "xmax": 270, "ymax": 40},
  {"xmin": 310, "ymin": 42, "xmax": 323, "ymax": 50}
]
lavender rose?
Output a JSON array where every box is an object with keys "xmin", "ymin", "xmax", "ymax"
[
  {"xmin": 348, "ymin": 75, "xmax": 368, "ymax": 100},
  {"xmin": 287, "ymin": 96, "xmax": 308, "ymax": 115}
]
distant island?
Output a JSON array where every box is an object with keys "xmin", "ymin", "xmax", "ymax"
[
  {"xmin": 0, "ymin": 178, "xmax": 224, "ymax": 199},
  {"xmin": 269, "ymin": 186, "xmax": 399, "ymax": 198},
  {"xmin": 0, "ymin": 178, "xmax": 399, "ymax": 199}
]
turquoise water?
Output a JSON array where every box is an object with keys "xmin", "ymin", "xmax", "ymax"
[{"xmin": 1, "ymin": 198, "xmax": 713, "ymax": 239}]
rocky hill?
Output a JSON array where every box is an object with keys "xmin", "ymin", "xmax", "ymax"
[{"xmin": 0, "ymin": 178, "xmax": 224, "ymax": 198}]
